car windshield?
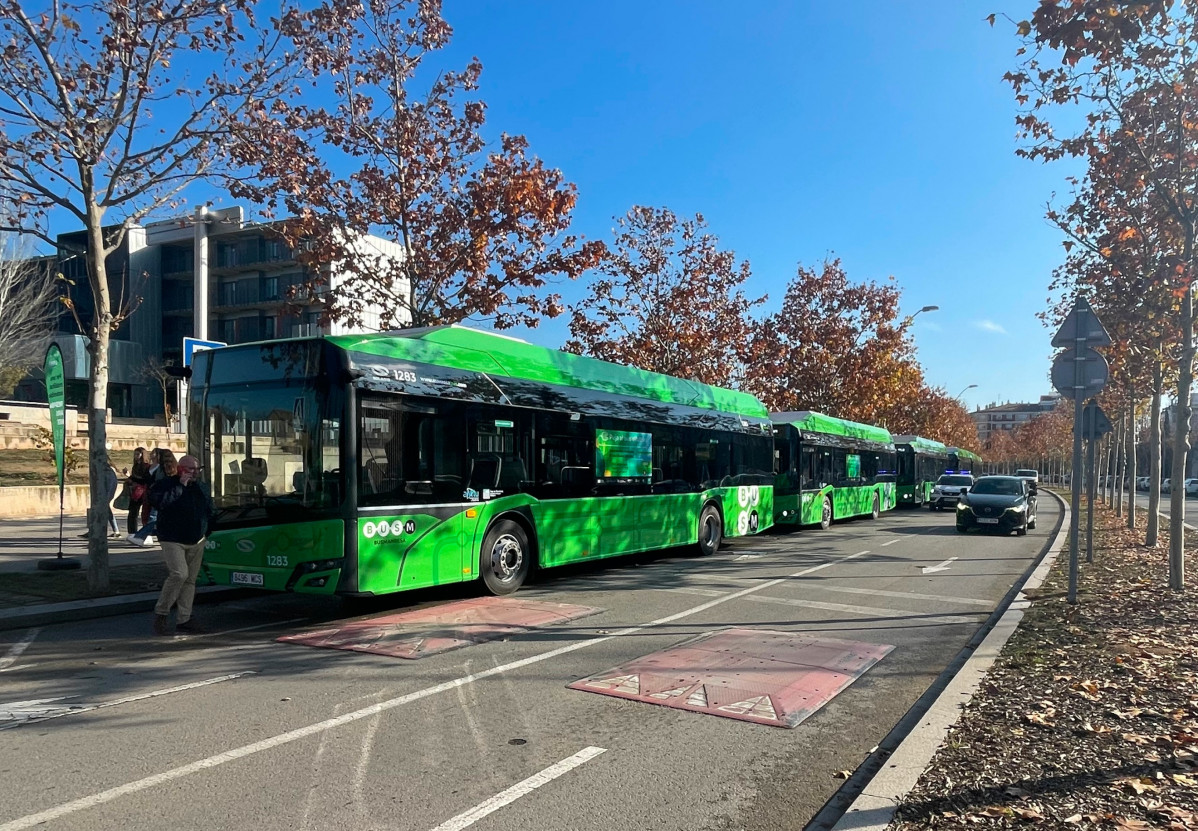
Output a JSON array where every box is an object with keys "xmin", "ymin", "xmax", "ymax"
[
  {"xmin": 971, "ymin": 478, "xmax": 1024, "ymax": 496},
  {"xmin": 938, "ymin": 475, "xmax": 973, "ymax": 486},
  {"xmin": 1015, "ymin": 470, "xmax": 1037, "ymax": 477}
]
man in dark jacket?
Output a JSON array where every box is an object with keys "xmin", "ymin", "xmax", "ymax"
[{"xmin": 149, "ymin": 454, "xmax": 213, "ymax": 635}]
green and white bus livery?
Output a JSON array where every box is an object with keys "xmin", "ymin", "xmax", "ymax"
[
  {"xmin": 189, "ymin": 326, "xmax": 775, "ymax": 597},
  {"xmin": 771, "ymin": 411, "xmax": 897, "ymax": 529},
  {"xmin": 946, "ymin": 447, "xmax": 982, "ymax": 475},
  {"xmin": 892, "ymin": 434, "xmax": 950, "ymax": 508}
]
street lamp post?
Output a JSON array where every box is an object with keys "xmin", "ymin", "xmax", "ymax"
[
  {"xmin": 903, "ymin": 304, "xmax": 940, "ymax": 328},
  {"xmin": 955, "ymin": 383, "xmax": 978, "ymax": 401}
]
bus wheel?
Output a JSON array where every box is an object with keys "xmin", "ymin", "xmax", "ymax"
[
  {"xmin": 870, "ymin": 494, "xmax": 880, "ymax": 520},
  {"xmin": 481, "ymin": 520, "xmax": 530, "ymax": 595},
  {"xmin": 820, "ymin": 497, "xmax": 833, "ymax": 530},
  {"xmin": 696, "ymin": 505, "xmax": 723, "ymax": 556}
]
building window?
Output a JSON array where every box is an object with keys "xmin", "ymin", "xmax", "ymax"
[
  {"xmin": 263, "ymin": 276, "xmax": 279, "ymax": 301},
  {"xmin": 219, "ymin": 319, "xmax": 236, "ymax": 343},
  {"xmin": 263, "ymin": 315, "xmax": 276, "ymax": 339},
  {"xmin": 221, "ymin": 281, "xmax": 236, "ymax": 306}
]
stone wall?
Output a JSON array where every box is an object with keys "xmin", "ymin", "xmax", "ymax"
[{"xmin": 0, "ymin": 485, "xmax": 92, "ymax": 518}]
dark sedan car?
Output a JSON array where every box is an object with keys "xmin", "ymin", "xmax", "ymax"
[{"xmin": 955, "ymin": 475, "xmax": 1037, "ymax": 536}]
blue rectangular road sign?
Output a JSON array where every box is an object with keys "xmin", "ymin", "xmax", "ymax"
[{"xmin": 183, "ymin": 337, "xmax": 226, "ymax": 367}]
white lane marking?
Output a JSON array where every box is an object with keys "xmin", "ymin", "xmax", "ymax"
[
  {"xmin": 0, "ymin": 550, "xmax": 869, "ymax": 831},
  {"xmin": 0, "ymin": 698, "xmax": 69, "ymax": 725},
  {"xmin": 0, "ymin": 672, "xmax": 257, "ymax": 730},
  {"xmin": 809, "ymin": 585, "xmax": 994, "ymax": 607},
  {"xmin": 661, "ymin": 587, "xmax": 725, "ymax": 598},
  {"xmin": 0, "ymin": 628, "xmax": 40, "ymax": 671},
  {"xmin": 921, "ymin": 557, "xmax": 958, "ymax": 574},
  {"xmin": 173, "ymin": 619, "xmax": 306, "ymax": 640},
  {"xmin": 429, "ymin": 747, "xmax": 606, "ymax": 831},
  {"xmin": 881, "ymin": 540, "xmax": 899, "ymax": 547},
  {"xmin": 734, "ymin": 554, "xmax": 760, "ymax": 561},
  {"xmin": 665, "ymin": 588, "xmax": 985, "ymax": 625}
]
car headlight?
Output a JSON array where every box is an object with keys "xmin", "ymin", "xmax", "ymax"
[
  {"xmin": 956, "ymin": 502, "xmax": 969, "ymax": 511},
  {"xmin": 1005, "ymin": 504, "xmax": 1026, "ymax": 514}
]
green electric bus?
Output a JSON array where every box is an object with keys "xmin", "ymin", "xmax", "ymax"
[
  {"xmin": 947, "ymin": 447, "xmax": 982, "ymax": 475},
  {"xmin": 771, "ymin": 411, "xmax": 897, "ymax": 529},
  {"xmin": 892, "ymin": 435, "xmax": 950, "ymax": 508},
  {"xmin": 186, "ymin": 325, "xmax": 775, "ymax": 597}
]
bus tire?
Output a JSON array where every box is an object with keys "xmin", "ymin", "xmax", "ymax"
[
  {"xmin": 870, "ymin": 494, "xmax": 880, "ymax": 520},
  {"xmin": 480, "ymin": 519, "xmax": 530, "ymax": 595},
  {"xmin": 819, "ymin": 496, "xmax": 833, "ymax": 530},
  {"xmin": 696, "ymin": 504, "xmax": 723, "ymax": 556}
]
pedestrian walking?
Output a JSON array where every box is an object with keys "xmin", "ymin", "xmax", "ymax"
[
  {"xmin": 103, "ymin": 456, "xmax": 121, "ymax": 537},
  {"xmin": 150, "ymin": 454, "xmax": 213, "ymax": 635},
  {"xmin": 127, "ymin": 448, "xmax": 176, "ymax": 546},
  {"xmin": 126, "ymin": 446, "xmax": 152, "ymax": 534},
  {"xmin": 78, "ymin": 455, "xmax": 122, "ymax": 539}
]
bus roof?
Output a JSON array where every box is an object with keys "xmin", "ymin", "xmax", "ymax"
[
  {"xmin": 891, "ymin": 435, "xmax": 949, "ymax": 455},
  {"xmin": 770, "ymin": 410, "xmax": 893, "ymax": 444},
  {"xmin": 326, "ymin": 325, "xmax": 769, "ymax": 421},
  {"xmin": 948, "ymin": 447, "xmax": 982, "ymax": 462}
]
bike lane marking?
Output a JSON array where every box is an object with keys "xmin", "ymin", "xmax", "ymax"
[
  {"xmin": 1, "ymin": 672, "xmax": 257, "ymax": 730},
  {"xmin": 0, "ymin": 628, "xmax": 40, "ymax": 671},
  {"xmin": 428, "ymin": 746, "xmax": 606, "ymax": 831},
  {"xmin": 0, "ymin": 549, "xmax": 874, "ymax": 831}
]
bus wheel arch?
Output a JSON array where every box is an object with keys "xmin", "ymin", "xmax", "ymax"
[
  {"xmin": 696, "ymin": 502, "xmax": 724, "ymax": 556},
  {"xmin": 819, "ymin": 495, "xmax": 833, "ymax": 530},
  {"xmin": 479, "ymin": 513, "xmax": 536, "ymax": 595}
]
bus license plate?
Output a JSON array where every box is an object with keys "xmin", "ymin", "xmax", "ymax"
[
  {"xmin": 978, "ymin": 518, "xmax": 1000, "ymax": 525},
  {"xmin": 232, "ymin": 571, "xmax": 264, "ymax": 586}
]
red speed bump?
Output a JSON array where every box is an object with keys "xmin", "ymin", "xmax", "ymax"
[
  {"xmin": 278, "ymin": 597, "xmax": 603, "ymax": 659},
  {"xmin": 568, "ymin": 628, "xmax": 894, "ymax": 727}
]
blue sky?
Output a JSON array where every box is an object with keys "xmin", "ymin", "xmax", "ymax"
[
  {"xmin": 427, "ymin": 0, "xmax": 1080, "ymax": 412},
  {"xmin": 38, "ymin": 1, "xmax": 1076, "ymax": 413}
]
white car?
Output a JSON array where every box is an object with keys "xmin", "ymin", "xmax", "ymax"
[
  {"xmin": 930, "ymin": 474, "xmax": 974, "ymax": 510},
  {"xmin": 1136, "ymin": 477, "xmax": 1150, "ymax": 491},
  {"xmin": 1014, "ymin": 469, "xmax": 1039, "ymax": 485},
  {"xmin": 1163, "ymin": 478, "xmax": 1172, "ymax": 493},
  {"xmin": 1186, "ymin": 479, "xmax": 1198, "ymax": 496}
]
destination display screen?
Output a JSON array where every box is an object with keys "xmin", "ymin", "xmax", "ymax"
[{"xmin": 595, "ymin": 430, "xmax": 652, "ymax": 481}]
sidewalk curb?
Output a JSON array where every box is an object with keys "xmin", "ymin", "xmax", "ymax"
[
  {"xmin": 0, "ymin": 584, "xmax": 246, "ymax": 631},
  {"xmin": 821, "ymin": 490, "xmax": 1071, "ymax": 831}
]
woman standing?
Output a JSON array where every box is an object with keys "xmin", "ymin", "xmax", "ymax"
[{"xmin": 127, "ymin": 446, "xmax": 152, "ymax": 534}]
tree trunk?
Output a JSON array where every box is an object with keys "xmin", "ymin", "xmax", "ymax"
[
  {"xmin": 1127, "ymin": 395, "xmax": 1136, "ymax": 529},
  {"xmin": 84, "ymin": 203, "xmax": 112, "ymax": 593},
  {"xmin": 1148, "ymin": 357, "xmax": 1163, "ymax": 548},
  {"xmin": 1170, "ymin": 259, "xmax": 1193, "ymax": 591},
  {"xmin": 1115, "ymin": 416, "xmax": 1125, "ymax": 517}
]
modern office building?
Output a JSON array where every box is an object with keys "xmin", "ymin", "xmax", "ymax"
[{"xmin": 14, "ymin": 206, "xmax": 406, "ymax": 419}]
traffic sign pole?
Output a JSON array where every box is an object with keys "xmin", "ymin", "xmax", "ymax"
[
  {"xmin": 1086, "ymin": 400, "xmax": 1097, "ymax": 564},
  {"xmin": 1068, "ymin": 311, "xmax": 1087, "ymax": 603},
  {"xmin": 1050, "ymin": 296, "xmax": 1113, "ymax": 605}
]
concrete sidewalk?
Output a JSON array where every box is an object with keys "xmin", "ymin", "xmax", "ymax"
[
  {"xmin": 0, "ymin": 514, "xmax": 243, "ymax": 631},
  {"xmin": 0, "ymin": 515, "xmax": 163, "ymax": 574}
]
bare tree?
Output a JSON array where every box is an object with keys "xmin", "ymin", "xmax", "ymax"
[
  {"xmin": 0, "ymin": 0, "xmax": 308, "ymax": 590},
  {"xmin": 0, "ymin": 229, "xmax": 57, "ymax": 398},
  {"xmin": 137, "ymin": 356, "xmax": 176, "ymax": 441}
]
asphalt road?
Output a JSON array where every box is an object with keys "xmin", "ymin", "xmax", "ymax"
[{"xmin": 0, "ymin": 499, "xmax": 1060, "ymax": 831}]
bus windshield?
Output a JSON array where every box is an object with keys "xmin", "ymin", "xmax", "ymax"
[{"xmin": 198, "ymin": 383, "xmax": 342, "ymax": 525}]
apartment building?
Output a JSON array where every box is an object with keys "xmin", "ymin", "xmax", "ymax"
[
  {"xmin": 14, "ymin": 207, "xmax": 405, "ymax": 419},
  {"xmin": 970, "ymin": 395, "xmax": 1061, "ymax": 443}
]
